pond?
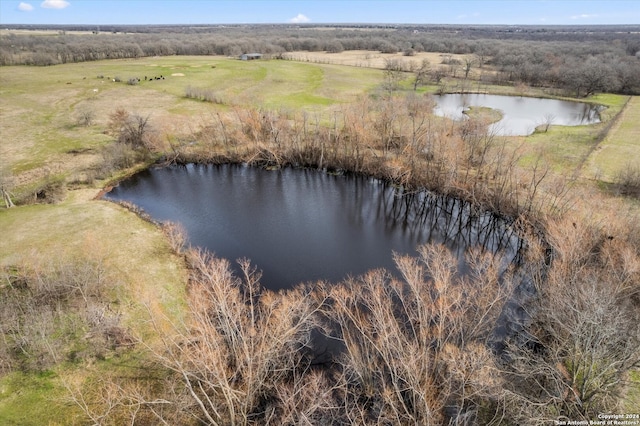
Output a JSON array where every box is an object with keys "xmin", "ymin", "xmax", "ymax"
[
  {"xmin": 104, "ymin": 164, "xmax": 523, "ymax": 291},
  {"xmin": 433, "ymin": 93, "xmax": 602, "ymax": 136}
]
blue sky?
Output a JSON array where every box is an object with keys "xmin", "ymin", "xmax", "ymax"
[{"xmin": 1, "ymin": 1, "xmax": 639, "ymax": 25}]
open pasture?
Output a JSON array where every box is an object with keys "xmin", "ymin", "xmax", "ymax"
[{"xmin": 0, "ymin": 56, "xmax": 382, "ymax": 179}]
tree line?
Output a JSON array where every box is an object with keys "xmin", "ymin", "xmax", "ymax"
[{"xmin": 2, "ymin": 24, "xmax": 639, "ymax": 95}]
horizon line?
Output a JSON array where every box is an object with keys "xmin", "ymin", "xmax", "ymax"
[{"xmin": 4, "ymin": 22, "xmax": 640, "ymax": 27}]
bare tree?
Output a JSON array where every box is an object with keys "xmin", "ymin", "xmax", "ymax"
[
  {"xmin": 382, "ymin": 58, "xmax": 405, "ymax": 97},
  {"xmin": 563, "ymin": 57, "xmax": 615, "ymax": 97},
  {"xmin": 147, "ymin": 250, "xmax": 329, "ymax": 425},
  {"xmin": 119, "ymin": 114, "xmax": 152, "ymax": 149},
  {"xmin": 463, "ymin": 57, "xmax": 475, "ymax": 79},
  {"xmin": 75, "ymin": 107, "xmax": 95, "ymax": 127},
  {"xmin": 501, "ymin": 217, "xmax": 640, "ymax": 423},
  {"xmin": 326, "ymin": 245, "xmax": 513, "ymax": 424},
  {"xmin": 614, "ymin": 161, "xmax": 640, "ymax": 198},
  {"xmin": 107, "ymin": 108, "xmax": 154, "ymax": 150},
  {"xmin": 404, "ymin": 93, "xmax": 434, "ymax": 162},
  {"xmin": 412, "ymin": 58, "xmax": 431, "ymax": 91},
  {"xmin": 541, "ymin": 113, "xmax": 555, "ymax": 133},
  {"xmin": 431, "ymin": 67, "xmax": 447, "ymax": 85}
]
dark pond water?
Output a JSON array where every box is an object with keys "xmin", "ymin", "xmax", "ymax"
[
  {"xmin": 433, "ymin": 93, "xmax": 601, "ymax": 136},
  {"xmin": 104, "ymin": 164, "xmax": 523, "ymax": 291}
]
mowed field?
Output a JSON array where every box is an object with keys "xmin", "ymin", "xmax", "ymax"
[{"xmin": 585, "ymin": 95, "xmax": 640, "ymax": 182}]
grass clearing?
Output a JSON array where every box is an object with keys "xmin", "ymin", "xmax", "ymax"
[
  {"xmin": 585, "ymin": 96, "xmax": 640, "ymax": 182},
  {"xmin": 516, "ymin": 94, "xmax": 629, "ymax": 175},
  {"xmin": 464, "ymin": 105, "xmax": 503, "ymax": 123},
  {"xmin": 521, "ymin": 124, "xmax": 602, "ymax": 173},
  {"xmin": 283, "ymin": 50, "xmax": 477, "ymax": 72},
  {"xmin": 627, "ymin": 369, "xmax": 640, "ymax": 412},
  {"xmin": 0, "ymin": 370, "xmax": 81, "ymax": 426},
  {"xmin": 0, "ymin": 188, "xmax": 187, "ymax": 323}
]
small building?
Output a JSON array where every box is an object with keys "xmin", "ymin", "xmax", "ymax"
[{"xmin": 240, "ymin": 53, "xmax": 263, "ymax": 61}]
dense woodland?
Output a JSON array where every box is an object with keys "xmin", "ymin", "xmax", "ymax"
[{"xmin": 2, "ymin": 24, "xmax": 640, "ymax": 96}]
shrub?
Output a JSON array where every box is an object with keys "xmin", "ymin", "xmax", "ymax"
[
  {"xmin": 75, "ymin": 108, "xmax": 95, "ymax": 127},
  {"xmin": 500, "ymin": 216, "xmax": 640, "ymax": 422},
  {"xmin": 99, "ymin": 142, "xmax": 145, "ymax": 174},
  {"xmin": 130, "ymin": 245, "xmax": 514, "ymax": 424},
  {"xmin": 0, "ymin": 253, "xmax": 124, "ymax": 373},
  {"xmin": 614, "ymin": 162, "xmax": 640, "ymax": 198},
  {"xmin": 184, "ymin": 85, "xmax": 224, "ymax": 104},
  {"xmin": 147, "ymin": 250, "xmax": 327, "ymax": 424},
  {"xmin": 161, "ymin": 221, "xmax": 188, "ymax": 253},
  {"xmin": 13, "ymin": 174, "xmax": 67, "ymax": 205},
  {"xmin": 108, "ymin": 108, "xmax": 154, "ymax": 150}
]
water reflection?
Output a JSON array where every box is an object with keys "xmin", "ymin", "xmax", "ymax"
[
  {"xmin": 104, "ymin": 164, "xmax": 523, "ymax": 290},
  {"xmin": 433, "ymin": 93, "xmax": 602, "ymax": 136}
]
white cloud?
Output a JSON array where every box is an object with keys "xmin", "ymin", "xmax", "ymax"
[
  {"xmin": 18, "ymin": 2, "xmax": 34, "ymax": 11},
  {"xmin": 290, "ymin": 13, "xmax": 310, "ymax": 23},
  {"xmin": 570, "ymin": 13, "xmax": 598, "ymax": 20},
  {"xmin": 457, "ymin": 12, "xmax": 480, "ymax": 20},
  {"xmin": 41, "ymin": 0, "xmax": 70, "ymax": 9}
]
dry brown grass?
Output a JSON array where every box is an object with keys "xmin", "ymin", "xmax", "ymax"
[{"xmin": 283, "ymin": 50, "xmax": 476, "ymax": 71}]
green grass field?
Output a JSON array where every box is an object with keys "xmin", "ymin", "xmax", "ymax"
[
  {"xmin": 584, "ymin": 95, "xmax": 640, "ymax": 182},
  {"xmin": 514, "ymin": 94, "xmax": 629, "ymax": 176},
  {"xmin": 0, "ymin": 56, "xmax": 383, "ymax": 178},
  {"xmin": 0, "ymin": 370, "xmax": 78, "ymax": 425}
]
